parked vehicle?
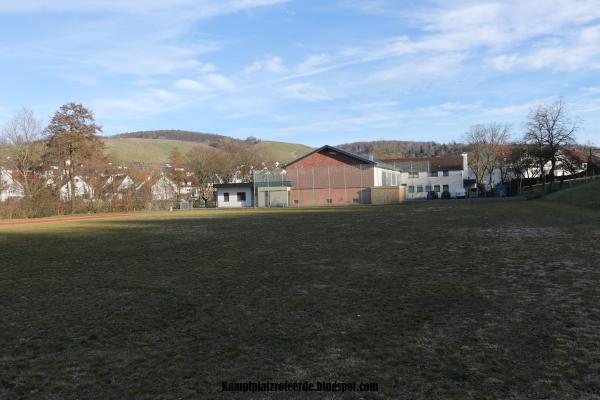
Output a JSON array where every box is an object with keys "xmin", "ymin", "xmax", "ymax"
[
  {"xmin": 426, "ymin": 191, "xmax": 438, "ymax": 200},
  {"xmin": 441, "ymin": 190, "xmax": 451, "ymax": 199},
  {"xmin": 455, "ymin": 188, "xmax": 466, "ymax": 199}
]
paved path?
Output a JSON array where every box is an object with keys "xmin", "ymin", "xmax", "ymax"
[{"xmin": 0, "ymin": 214, "xmax": 133, "ymax": 226}]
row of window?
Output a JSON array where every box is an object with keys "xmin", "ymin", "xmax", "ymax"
[
  {"xmin": 223, "ymin": 192, "xmax": 246, "ymax": 202},
  {"xmin": 409, "ymin": 170, "xmax": 450, "ymax": 178},
  {"xmin": 406, "ymin": 184, "xmax": 450, "ymax": 193}
]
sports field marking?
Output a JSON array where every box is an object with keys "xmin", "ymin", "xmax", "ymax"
[{"xmin": 0, "ymin": 214, "xmax": 133, "ymax": 226}]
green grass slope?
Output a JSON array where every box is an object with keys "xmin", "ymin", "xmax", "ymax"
[
  {"xmin": 103, "ymin": 138, "xmax": 214, "ymax": 164},
  {"xmin": 104, "ymin": 137, "xmax": 312, "ymax": 165},
  {"xmin": 544, "ymin": 178, "xmax": 600, "ymax": 209},
  {"xmin": 250, "ymin": 140, "xmax": 312, "ymax": 164}
]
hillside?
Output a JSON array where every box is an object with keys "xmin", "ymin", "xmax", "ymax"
[
  {"xmin": 544, "ymin": 178, "xmax": 600, "ymax": 210},
  {"xmin": 111, "ymin": 130, "xmax": 234, "ymax": 147},
  {"xmin": 103, "ymin": 138, "xmax": 217, "ymax": 165},
  {"xmin": 103, "ymin": 136, "xmax": 312, "ymax": 165}
]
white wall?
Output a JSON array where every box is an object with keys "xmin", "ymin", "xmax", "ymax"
[
  {"xmin": 374, "ymin": 167, "xmax": 401, "ymax": 187},
  {"xmin": 217, "ymin": 187, "xmax": 253, "ymax": 208},
  {"xmin": 401, "ymin": 170, "xmax": 464, "ymax": 199},
  {"xmin": 151, "ymin": 176, "xmax": 177, "ymax": 201},
  {"xmin": 0, "ymin": 169, "xmax": 25, "ymax": 202},
  {"xmin": 60, "ymin": 176, "xmax": 93, "ymax": 201}
]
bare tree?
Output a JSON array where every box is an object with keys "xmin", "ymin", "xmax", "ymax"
[
  {"xmin": 46, "ymin": 103, "xmax": 104, "ymax": 213},
  {"xmin": 523, "ymin": 99, "xmax": 578, "ymax": 192},
  {"xmin": 186, "ymin": 148, "xmax": 228, "ymax": 206},
  {"xmin": 1, "ymin": 108, "xmax": 47, "ymax": 207},
  {"xmin": 465, "ymin": 123, "xmax": 510, "ymax": 195}
]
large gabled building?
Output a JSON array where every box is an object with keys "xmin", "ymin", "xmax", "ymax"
[{"xmin": 284, "ymin": 145, "xmax": 404, "ymax": 206}]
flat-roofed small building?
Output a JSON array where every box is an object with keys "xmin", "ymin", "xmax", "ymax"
[{"xmin": 214, "ymin": 182, "xmax": 254, "ymax": 208}]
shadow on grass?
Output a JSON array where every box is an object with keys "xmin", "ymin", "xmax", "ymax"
[{"xmin": 1, "ymin": 202, "xmax": 600, "ymax": 399}]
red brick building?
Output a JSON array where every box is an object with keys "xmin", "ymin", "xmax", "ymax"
[{"xmin": 284, "ymin": 145, "xmax": 400, "ymax": 206}]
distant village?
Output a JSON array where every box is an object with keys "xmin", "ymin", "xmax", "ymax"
[{"xmin": 0, "ymin": 100, "xmax": 598, "ymax": 218}]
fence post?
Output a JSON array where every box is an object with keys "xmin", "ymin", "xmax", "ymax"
[
  {"xmin": 296, "ymin": 168, "xmax": 300, "ymax": 208},
  {"xmin": 312, "ymin": 167, "xmax": 316, "ymax": 207},
  {"xmin": 328, "ymin": 165, "xmax": 331, "ymax": 206},
  {"xmin": 343, "ymin": 165, "xmax": 347, "ymax": 204},
  {"xmin": 360, "ymin": 164, "xmax": 364, "ymax": 204}
]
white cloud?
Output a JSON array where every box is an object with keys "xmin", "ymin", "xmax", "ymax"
[
  {"xmin": 174, "ymin": 79, "xmax": 210, "ymax": 92},
  {"xmin": 281, "ymin": 83, "xmax": 337, "ymax": 102},
  {"xmin": 0, "ymin": 0, "xmax": 288, "ymax": 17},
  {"xmin": 204, "ymin": 74, "xmax": 237, "ymax": 92},
  {"xmin": 488, "ymin": 24, "xmax": 600, "ymax": 72},
  {"xmin": 174, "ymin": 73, "xmax": 237, "ymax": 93},
  {"xmin": 94, "ymin": 88, "xmax": 180, "ymax": 115},
  {"xmin": 245, "ymin": 56, "xmax": 286, "ymax": 74}
]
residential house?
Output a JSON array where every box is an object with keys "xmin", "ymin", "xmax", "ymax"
[
  {"xmin": 60, "ymin": 176, "xmax": 94, "ymax": 201},
  {"xmin": 0, "ymin": 168, "xmax": 25, "ymax": 202},
  {"xmin": 103, "ymin": 174, "xmax": 136, "ymax": 200}
]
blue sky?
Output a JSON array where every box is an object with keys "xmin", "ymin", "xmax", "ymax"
[{"xmin": 0, "ymin": 0, "xmax": 599, "ymax": 146}]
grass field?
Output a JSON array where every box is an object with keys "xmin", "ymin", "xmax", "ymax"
[
  {"xmin": 1, "ymin": 200, "xmax": 600, "ymax": 399},
  {"xmin": 544, "ymin": 177, "xmax": 600, "ymax": 210}
]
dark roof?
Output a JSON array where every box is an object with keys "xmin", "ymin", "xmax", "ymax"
[
  {"xmin": 213, "ymin": 182, "xmax": 254, "ymax": 189},
  {"xmin": 285, "ymin": 145, "xmax": 376, "ymax": 167},
  {"xmin": 382, "ymin": 155, "xmax": 464, "ymax": 172}
]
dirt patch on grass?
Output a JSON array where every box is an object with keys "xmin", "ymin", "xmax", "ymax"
[{"xmin": 0, "ymin": 214, "xmax": 133, "ymax": 226}]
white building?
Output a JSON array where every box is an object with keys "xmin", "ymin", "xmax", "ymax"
[
  {"xmin": 214, "ymin": 183, "xmax": 254, "ymax": 208},
  {"xmin": 103, "ymin": 175, "xmax": 136, "ymax": 200},
  {"xmin": 0, "ymin": 168, "xmax": 25, "ymax": 202},
  {"xmin": 382, "ymin": 154, "xmax": 472, "ymax": 199},
  {"xmin": 150, "ymin": 175, "xmax": 178, "ymax": 201},
  {"xmin": 60, "ymin": 176, "xmax": 94, "ymax": 201}
]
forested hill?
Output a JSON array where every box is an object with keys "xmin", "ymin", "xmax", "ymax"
[
  {"xmin": 109, "ymin": 130, "xmax": 243, "ymax": 147},
  {"xmin": 337, "ymin": 140, "xmax": 469, "ymax": 159}
]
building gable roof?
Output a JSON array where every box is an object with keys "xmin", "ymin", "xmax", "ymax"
[{"xmin": 285, "ymin": 145, "xmax": 376, "ymax": 168}]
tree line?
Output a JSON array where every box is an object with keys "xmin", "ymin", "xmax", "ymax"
[
  {"xmin": 0, "ymin": 103, "xmax": 266, "ymax": 219},
  {"xmin": 465, "ymin": 99, "xmax": 596, "ymax": 195}
]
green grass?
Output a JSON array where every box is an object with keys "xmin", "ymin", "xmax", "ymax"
[
  {"xmin": 1, "ymin": 202, "xmax": 600, "ymax": 399},
  {"xmin": 103, "ymin": 138, "xmax": 213, "ymax": 165},
  {"xmin": 103, "ymin": 138, "xmax": 312, "ymax": 165},
  {"xmin": 544, "ymin": 178, "xmax": 600, "ymax": 209}
]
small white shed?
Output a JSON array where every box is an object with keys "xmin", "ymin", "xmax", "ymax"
[{"xmin": 214, "ymin": 183, "xmax": 254, "ymax": 208}]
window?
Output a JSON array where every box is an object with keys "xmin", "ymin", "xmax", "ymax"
[
  {"xmin": 408, "ymin": 186, "xmax": 415, "ymax": 193},
  {"xmin": 443, "ymin": 170, "xmax": 449, "ymax": 176},
  {"xmin": 223, "ymin": 192, "xmax": 229, "ymax": 202},
  {"xmin": 443, "ymin": 185, "xmax": 449, "ymax": 192},
  {"xmin": 237, "ymin": 192, "xmax": 246, "ymax": 201},
  {"xmin": 417, "ymin": 186, "xmax": 424, "ymax": 193},
  {"xmin": 425, "ymin": 185, "xmax": 432, "ymax": 192},
  {"xmin": 409, "ymin": 172, "xmax": 419, "ymax": 178},
  {"xmin": 430, "ymin": 171, "xmax": 438, "ymax": 177},
  {"xmin": 326, "ymin": 198, "xmax": 333, "ymax": 204},
  {"xmin": 401, "ymin": 184, "xmax": 407, "ymax": 187},
  {"xmin": 434, "ymin": 185, "xmax": 441, "ymax": 192}
]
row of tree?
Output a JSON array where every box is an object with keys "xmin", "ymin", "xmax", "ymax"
[
  {"xmin": 0, "ymin": 103, "xmax": 267, "ymax": 218},
  {"xmin": 465, "ymin": 99, "xmax": 593, "ymax": 194},
  {"xmin": 1, "ymin": 103, "xmax": 104, "ymax": 215}
]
